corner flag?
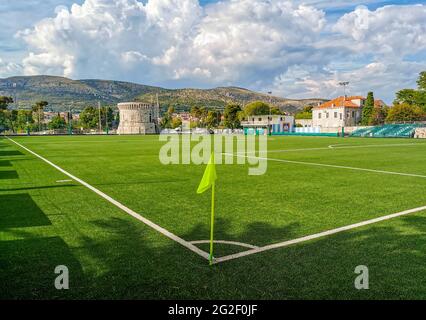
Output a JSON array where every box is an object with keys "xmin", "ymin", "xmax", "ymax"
[
  {"xmin": 197, "ymin": 152, "xmax": 217, "ymax": 194},
  {"xmin": 197, "ymin": 152, "xmax": 217, "ymax": 265}
]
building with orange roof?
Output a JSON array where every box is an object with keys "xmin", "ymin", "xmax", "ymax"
[{"xmin": 312, "ymin": 96, "xmax": 386, "ymax": 129}]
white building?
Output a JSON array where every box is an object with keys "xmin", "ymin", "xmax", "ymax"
[
  {"xmin": 241, "ymin": 115, "xmax": 294, "ymax": 135},
  {"xmin": 312, "ymin": 96, "xmax": 386, "ymax": 129}
]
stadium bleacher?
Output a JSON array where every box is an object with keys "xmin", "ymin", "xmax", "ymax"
[{"xmin": 351, "ymin": 124, "xmax": 424, "ymax": 138}]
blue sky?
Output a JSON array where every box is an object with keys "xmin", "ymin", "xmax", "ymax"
[{"xmin": 0, "ymin": 0, "xmax": 425, "ymax": 102}]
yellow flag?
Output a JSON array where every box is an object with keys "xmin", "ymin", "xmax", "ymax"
[
  {"xmin": 197, "ymin": 152, "xmax": 217, "ymax": 194},
  {"xmin": 197, "ymin": 152, "xmax": 218, "ymax": 264}
]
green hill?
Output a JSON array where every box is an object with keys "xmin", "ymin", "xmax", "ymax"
[
  {"xmin": 0, "ymin": 75, "xmax": 326, "ymax": 113},
  {"xmin": 0, "ymin": 75, "xmax": 160, "ymax": 111},
  {"xmin": 137, "ymin": 86, "xmax": 326, "ymax": 113}
]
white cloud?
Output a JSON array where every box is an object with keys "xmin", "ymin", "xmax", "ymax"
[
  {"xmin": 272, "ymin": 60, "xmax": 426, "ymax": 103},
  {"xmin": 0, "ymin": 57, "xmax": 22, "ymax": 77},
  {"xmin": 182, "ymin": 0, "xmax": 326, "ymax": 84},
  {"xmin": 22, "ymin": 52, "xmax": 74, "ymax": 76},
  {"xmin": 17, "ymin": 0, "xmax": 327, "ymax": 87},
  {"xmin": 270, "ymin": 4, "xmax": 426, "ymax": 102},
  {"xmin": 294, "ymin": 0, "xmax": 387, "ymax": 9},
  {"xmin": 333, "ymin": 4, "xmax": 426, "ymax": 58},
  {"xmin": 4, "ymin": 0, "xmax": 426, "ymax": 103}
]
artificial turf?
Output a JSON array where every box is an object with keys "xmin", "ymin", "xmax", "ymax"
[{"xmin": 1, "ymin": 135, "xmax": 426, "ymax": 299}]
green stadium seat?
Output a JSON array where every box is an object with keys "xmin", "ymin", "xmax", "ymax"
[{"xmin": 351, "ymin": 124, "xmax": 424, "ymax": 138}]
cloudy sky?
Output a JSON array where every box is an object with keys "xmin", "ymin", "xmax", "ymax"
[{"xmin": 0, "ymin": 0, "xmax": 425, "ymax": 102}]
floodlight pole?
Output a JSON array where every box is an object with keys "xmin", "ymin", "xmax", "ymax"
[
  {"xmin": 38, "ymin": 105, "xmax": 41, "ymax": 133},
  {"xmin": 338, "ymin": 82, "xmax": 349, "ymax": 138},
  {"xmin": 105, "ymin": 106, "xmax": 109, "ymax": 135},
  {"xmin": 12, "ymin": 83, "xmax": 17, "ymax": 109},
  {"xmin": 268, "ymin": 91, "xmax": 272, "ymax": 136},
  {"xmin": 339, "ymin": 82, "xmax": 349, "ymax": 98},
  {"xmin": 98, "ymin": 101, "xmax": 102, "ymax": 134},
  {"xmin": 68, "ymin": 101, "xmax": 74, "ymax": 135},
  {"xmin": 12, "ymin": 82, "xmax": 20, "ymax": 134}
]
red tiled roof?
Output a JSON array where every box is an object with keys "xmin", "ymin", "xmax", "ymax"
[
  {"xmin": 315, "ymin": 96, "xmax": 387, "ymax": 110},
  {"xmin": 316, "ymin": 96, "xmax": 363, "ymax": 109}
]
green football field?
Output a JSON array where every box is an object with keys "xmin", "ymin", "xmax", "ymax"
[{"xmin": 2, "ymin": 134, "xmax": 426, "ymax": 299}]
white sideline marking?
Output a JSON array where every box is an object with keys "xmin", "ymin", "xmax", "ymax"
[
  {"xmin": 328, "ymin": 143, "xmax": 426, "ymax": 149},
  {"xmin": 228, "ymin": 153, "xmax": 426, "ymax": 179},
  {"xmin": 56, "ymin": 179, "xmax": 73, "ymax": 183},
  {"xmin": 190, "ymin": 240, "xmax": 259, "ymax": 249},
  {"xmin": 240, "ymin": 142, "xmax": 426, "ymax": 155},
  {"xmin": 5, "ymin": 136, "xmax": 210, "ymax": 261},
  {"xmin": 213, "ymin": 205, "xmax": 426, "ymax": 264},
  {"xmin": 239, "ymin": 147, "xmax": 328, "ymax": 154}
]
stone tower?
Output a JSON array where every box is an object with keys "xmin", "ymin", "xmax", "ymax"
[{"xmin": 117, "ymin": 102, "xmax": 160, "ymax": 135}]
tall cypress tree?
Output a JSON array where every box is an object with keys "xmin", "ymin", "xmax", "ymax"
[{"xmin": 362, "ymin": 92, "xmax": 374, "ymax": 125}]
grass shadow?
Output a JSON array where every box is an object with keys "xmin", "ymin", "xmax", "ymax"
[
  {"xmin": 0, "ymin": 194, "xmax": 52, "ymax": 229},
  {"xmin": 76, "ymin": 213, "xmax": 426, "ymax": 299},
  {"xmin": 0, "ymin": 150, "xmax": 24, "ymax": 156},
  {"xmin": 0, "ymin": 236, "xmax": 86, "ymax": 299},
  {"xmin": 3, "ymin": 204, "xmax": 426, "ymax": 299},
  {"xmin": 0, "ymin": 184, "xmax": 76, "ymax": 192},
  {"xmin": 0, "ymin": 170, "xmax": 19, "ymax": 180},
  {"xmin": 0, "ymin": 160, "xmax": 12, "ymax": 167}
]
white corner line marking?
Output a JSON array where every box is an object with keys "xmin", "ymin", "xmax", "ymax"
[
  {"xmin": 190, "ymin": 240, "xmax": 259, "ymax": 249},
  {"xmin": 5, "ymin": 136, "xmax": 210, "ymax": 261},
  {"xmin": 213, "ymin": 205, "xmax": 426, "ymax": 264}
]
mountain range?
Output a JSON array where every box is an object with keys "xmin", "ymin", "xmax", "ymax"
[{"xmin": 0, "ymin": 75, "xmax": 326, "ymax": 114}]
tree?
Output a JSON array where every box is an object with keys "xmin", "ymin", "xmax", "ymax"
[
  {"xmin": 295, "ymin": 112, "xmax": 312, "ymax": 120},
  {"xmin": 100, "ymin": 106, "xmax": 114, "ymax": 130},
  {"xmin": 79, "ymin": 106, "xmax": 98, "ymax": 129},
  {"xmin": 189, "ymin": 107, "xmax": 209, "ymax": 127},
  {"xmin": 160, "ymin": 111, "xmax": 172, "ymax": 129},
  {"xmin": 0, "ymin": 96, "xmax": 13, "ymax": 132},
  {"xmin": 0, "ymin": 96, "xmax": 13, "ymax": 110},
  {"xmin": 417, "ymin": 71, "xmax": 426, "ymax": 91},
  {"xmin": 244, "ymin": 101, "xmax": 271, "ymax": 116},
  {"xmin": 386, "ymin": 103, "xmax": 424, "ymax": 122},
  {"xmin": 295, "ymin": 106, "xmax": 313, "ymax": 120},
  {"xmin": 270, "ymin": 107, "xmax": 282, "ymax": 115},
  {"xmin": 167, "ymin": 106, "xmax": 175, "ymax": 115},
  {"xmin": 205, "ymin": 110, "xmax": 221, "ymax": 128},
  {"xmin": 361, "ymin": 92, "xmax": 374, "ymax": 125},
  {"xmin": 16, "ymin": 110, "xmax": 34, "ymax": 132},
  {"xmin": 223, "ymin": 104, "xmax": 242, "ymax": 129},
  {"xmin": 171, "ymin": 117, "xmax": 182, "ymax": 129},
  {"xmin": 190, "ymin": 106, "xmax": 202, "ymax": 119},
  {"xmin": 394, "ymin": 72, "xmax": 426, "ymax": 110},
  {"xmin": 4, "ymin": 110, "xmax": 18, "ymax": 133},
  {"xmin": 199, "ymin": 107, "xmax": 209, "ymax": 126},
  {"xmin": 32, "ymin": 101, "xmax": 48, "ymax": 131},
  {"xmin": 48, "ymin": 114, "xmax": 67, "ymax": 130},
  {"xmin": 370, "ymin": 106, "xmax": 388, "ymax": 125},
  {"xmin": 114, "ymin": 112, "xmax": 120, "ymax": 129},
  {"xmin": 395, "ymin": 89, "xmax": 419, "ymax": 106}
]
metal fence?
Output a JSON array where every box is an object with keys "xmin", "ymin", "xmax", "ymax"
[{"xmin": 2, "ymin": 129, "xmax": 117, "ymax": 136}]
